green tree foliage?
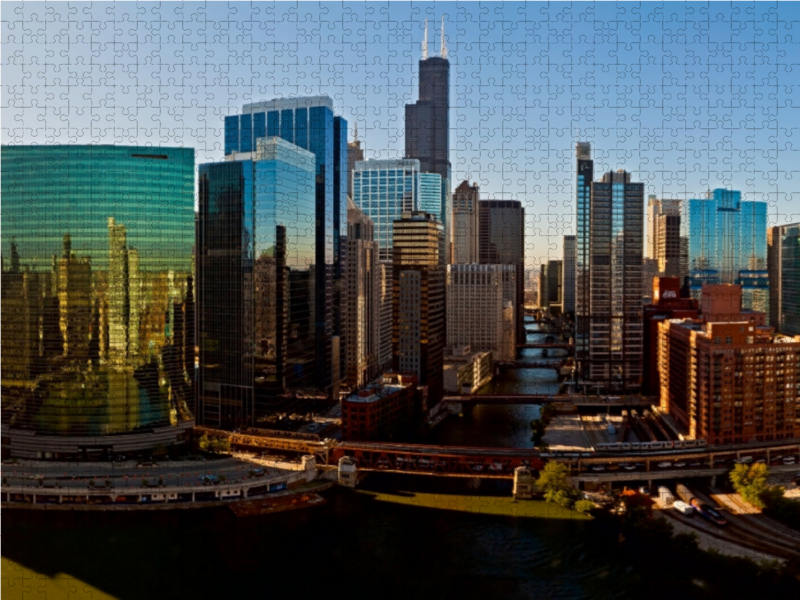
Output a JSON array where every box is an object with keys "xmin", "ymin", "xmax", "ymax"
[
  {"xmin": 197, "ymin": 433, "xmax": 231, "ymax": 454},
  {"xmin": 536, "ymin": 461, "xmax": 582, "ymax": 510},
  {"xmin": 574, "ymin": 499, "xmax": 595, "ymax": 514},
  {"xmin": 729, "ymin": 463, "xmax": 770, "ymax": 508}
]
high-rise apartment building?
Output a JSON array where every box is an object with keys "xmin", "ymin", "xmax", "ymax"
[
  {"xmin": 453, "ymin": 181, "xmax": 480, "ymax": 264},
  {"xmin": 406, "ymin": 20, "xmax": 451, "ymax": 261},
  {"xmin": 646, "ymin": 196, "xmax": 681, "ymax": 260},
  {"xmin": 769, "ymin": 223, "xmax": 800, "ymax": 335},
  {"xmin": 419, "ymin": 172, "xmax": 444, "ymax": 224},
  {"xmin": 562, "ymin": 235, "xmax": 577, "ymax": 315},
  {"xmin": 575, "ymin": 142, "xmax": 645, "ymax": 392},
  {"xmin": 379, "ymin": 261, "xmax": 394, "ymax": 372},
  {"xmin": 224, "ymin": 96, "xmax": 347, "ymax": 394},
  {"xmin": 344, "ymin": 199, "xmax": 381, "ymax": 389},
  {"xmin": 683, "ymin": 189, "xmax": 768, "ymax": 313},
  {"xmin": 1, "ymin": 145, "xmax": 195, "ymax": 458},
  {"xmin": 479, "ymin": 200, "xmax": 525, "ymax": 342},
  {"xmin": 538, "ymin": 263, "xmax": 549, "ymax": 309},
  {"xmin": 446, "ymin": 264, "xmax": 516, "ymax": 361},
  {"xmin": 198, "ymin": 137, "xmax": 317, "ymax": 427},
  {"xmin": 658, "ymin": 284, "xmax": 800, "ymax": 445},
  {"xmin": 393, "ymin": 211, "xmax": 446, "ymax": 406},
  {"xmin": 353, "ymin": 159, "xmax": 422, "ymax": 260},
  {"xmin": 546, "ymin": 259, "xmax": 563, "ymax": 312}
]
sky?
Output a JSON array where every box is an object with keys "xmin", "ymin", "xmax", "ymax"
[{"xmin": 3, "ymin": 1, "xmax": 799, "ymax": 269}]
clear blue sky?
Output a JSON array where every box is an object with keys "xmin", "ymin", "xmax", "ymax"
[{"xmin": 3, "ymin": 1, "xmax": 799, "ymax": 268}]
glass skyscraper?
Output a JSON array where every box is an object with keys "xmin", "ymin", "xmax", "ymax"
[
  {"xmin": 352, "ymin": 159, "xmax": 423, "ymax": 260},
  {"xmin": 769, "ymin": 223, "xmax": 800, "ymax": 335},
  {"xmin": 224, "ymin": 96, "xmax": 347, "ymax": 394},
  {"xmin": 1, "ymin": 145, "xmax": 195, "ymax": 459},
  {"xmin": 419, "ymin": 172, "xmax": 444, "ymax": 223},
  {"xmin": 198, "ymin": 137, "xmax": 317, "ymax": 427},
  {"xmin": 683, "ymin": 189, "xmax": 768, "ymax": 312}
]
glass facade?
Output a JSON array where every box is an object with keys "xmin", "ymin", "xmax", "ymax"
[
  {"xmin": 1, "ymin": 145, "xmax": 195, "ymax": 455},
  {"xmin": 777, "ymin": 224, "xmax": 800, "ymax": 335},
  {"xmin": 683, "ymin": 190, "xmax": 768, "ymax": 310},
  {"xmin": 353, "ymin": 159, "xmax": 422, "ymax": 260},
  {"xmin": 198, "ymin": 138, "xmax": 317, "ymax": 427},
  {"xmin": 225, "ymin": 97, "xmax": 347, "ymax": 393},
  {"xmin": 419, "ymin": 172, "xmax": 443, "ymax": 222}
]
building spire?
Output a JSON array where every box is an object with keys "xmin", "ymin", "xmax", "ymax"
[
  {"xmin": 422, "ymin": 19, "xmax": 428, "ymax": 60},
  {"xmin": 440, "ymin": 16, "xmax": 447, "ymax": 59},
  {"xmin": 354, "ymin": 121, "xmax": 358, "ymax": 141}
]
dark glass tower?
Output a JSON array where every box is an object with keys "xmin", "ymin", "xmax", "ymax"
[
  {"xmin": 405, "ymin": 38, "xmax": 451, "ymax": 261},
  {"xmin": 198, "ymin": 138, "xmax": 317, "ymax": 427},
  {"xmin": 224, "ymin": 97, "xmax": 347, "ymax": 397},
  {"xmin": 479, "ymin": 200, "xmax": 526, "ymax": 343}
]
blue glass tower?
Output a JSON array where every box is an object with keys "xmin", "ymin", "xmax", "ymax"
[
  {"xmin": 419, "ymin": 172, "xmax": 444, "ymax": 223},
  {"xmin": 683, "ymin": 189, "xmax": 768, "ymax": 312},
  {"xmin": 198, "ymin": 137, "xmax": 317, "ymax": 426},
  {"xmin": 225, "ymin": 97, "xmax": 347, "ymax": 395}
]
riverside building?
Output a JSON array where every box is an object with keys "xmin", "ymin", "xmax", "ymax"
[
  {"xmin": 575, "ymin": 142, "xmax": 645, "ymax": 392},
  {"xmin": 768, "ymin": 223, "xmax": 800, "ymax": 335},
  {"xmin": 198, "ymin": 137, "xmax": 316, "ymax": 427},
  {"xmin": 658, "ymin": 284, "xmax": 800, "ymax": 445},
  {"xmin": 446, "ymin": 264, "xmax": 516, "ymax": 361},
  {"xmin": 1, "ymin": 145, "xmax": 195, "ymax": 459}
]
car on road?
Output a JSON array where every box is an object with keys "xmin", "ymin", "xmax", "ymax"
[
  {"xmin": 674, "ymin": 462, "xmax": 687, "ymax": 468},
  {"xmin": 619, "ymin": 463, "xmax": 636, "ymax": 471},
  {"xmin": 591, "ymin": 465, "xmax": 606, "ymax": 472},
  {"xmin": 783, "ymin": 456, "xmax": 797, "ymax": 465},
  {"xmin": 735, "ymin": 456, "xmax": 753, "ymax": 464},
  {"xmin": 657, "ymin": 462, "xmax": 672, "ymax": 469}
]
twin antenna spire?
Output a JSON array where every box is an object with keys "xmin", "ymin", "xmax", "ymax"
[{"xmin": 422, "ymin": 17, "xmax": 447, "ymax": 60}]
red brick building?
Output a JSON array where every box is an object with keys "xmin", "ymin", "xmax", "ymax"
[
  {"xmin": 658, "ymin": 284, "xmax": 800, "ymax": 445},
  {"xmin": 642, "ymin": 277, "xmax": 700, "ymax": 395},
  {"xmin": 342, "ymin": 373, "xmax": 416, "ymax": 441}
]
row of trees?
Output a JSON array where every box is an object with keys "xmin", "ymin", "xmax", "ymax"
[
  {"xmin": 730, "ymin": 463, "xmax": 800, "ymax": 529},
  {"xmin": 197, "ymin": 433, "xmax": 231, "ymax": 454},
  {"xmin": 535, "ymin": 461, "xmax": 594, "ymax": 513}
]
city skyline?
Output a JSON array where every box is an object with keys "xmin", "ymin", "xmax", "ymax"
[{"xmin": 3, "ymin": 1, "xmax": 799, "ymax": 269}]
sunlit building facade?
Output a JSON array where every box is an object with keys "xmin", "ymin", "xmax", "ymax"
[{"xmin": 1, "ymin": 145, "xmax": 195, "ymax": 459}]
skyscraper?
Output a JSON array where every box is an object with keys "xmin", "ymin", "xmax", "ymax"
[
  {"xmin": 352, "ymin": 159, "xmax": 422, "ymax": 260},
  {"xmin": 575, "ymin": 142, "xmax": 645, "ymax": 392},
  {"xmin": 453, "ymin": 181, "xmax": 480, "ymax": 264},
  {"xmin": 224, "ymin": 96, "xmax": 348, "ymax": 395},
  {"xmin": 347, "ymin": 124, "xmax": 365, "ymax": 200},
  {"xmin": 562, "ymin": 235, "xmax": 576, "ymax": 315},
  {"xmin": 769, "ymin": 223, "xmax": 800, "ymax": 335},
  {"xmin": 393, "ymin": 211, "xmax": 446, "ymax": 406},
  {"xmin": 655, "ymin": 213, "xmax": 684, "ymax": 278},
  {"xmin": 446, "ymin": 264, "xmax": 516, "ymax": 360},
  {"xmin": 479, "ymin": 200, "xmax": 526, "ymax": 343},
  {"xmin": 1, "ymin": 145, "xmax": 195, "ymax": 458},
  {"xmin": 646, "ymin": 196, "xmax": 681, "ymax": 260},
  {"xmin": 344, "ymin": 199, "xmax": 381, "ymax": 388},
  {"xmin": 198, "ymin": 137, "xmax": 317, "ymax": 427},
  {"xmin": 406, "ymin": 18, "xmax": 451, "ymax": 261},
  {"xmin": 683, "ymin": 189, "xmax": 768, "ymax": 313}
]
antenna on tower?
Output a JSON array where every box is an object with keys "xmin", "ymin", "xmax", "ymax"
[
  {"xmin": 422, "ymin": 19, "xmax": 428, "ymax": 60},
  {"xmin": 354, "ymin": 121, "xmax": 358, "ymax": 141},
  {"xmin": 440, "ymin": 16, "xmax": 448, "ymax": 59}
]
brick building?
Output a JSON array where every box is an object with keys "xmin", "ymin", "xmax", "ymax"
[
  {"xmin": 341, "ymin": 373, "xmax": 417, "ymax": 441},
  {"xmin": 658, "ymin": 284, "xmax": 800, "ymax": 445}
]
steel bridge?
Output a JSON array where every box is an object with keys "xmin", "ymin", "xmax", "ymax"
[
  {"xmin": 495, "ymin": 360, "xmax": 566, "ymax": 370},
  {"xmin": 331, "ymin": 441, "xmax": 546, "ymax": 478},
  {"xmin": 517, "ymin": 342, "xmax": 573, "ymax": 350}
]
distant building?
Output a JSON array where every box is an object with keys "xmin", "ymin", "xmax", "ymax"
[
  {"xmin": 344, "ymin": 199, "xmax": 381, "ymax": 389},
  {"xmin": 198, "ymin": 137, "xmax": 317, "ymax": 427},
  {"xmin": 641, "ymin": 258, "xmax": 660, "ymax": 304},
  {"xmin": 393, "ymin": 211, "xmax": 446, "ymax": 407},
  {"xmin": 479, "ymin": 200, "xmax": 525, "ymax": 342},
  {"xmin": 379, "ymin": 261, "xmax": 394, "ymax": 372},
  {"xmin": 546, "ymin": 259, "xmax": 563, "ymax": 314},
  {"xmin": 1, "ymin": 145, "xmax": 195, "ymax": 459},
  {"xmin": 347, "ymin": 125, "xmax": 365, "ymax": 199},
  {"xmin": 655, "ymin": 213, "xmax": 684, "ymax": 278},
  {"xmin": 452, "ymin": 181, "xmax": 480, "ymax": 264},
  {"xmin": 575, "ymin": 142, "xmax": 644, "ymax": 392},
  {"xmin": 768, "ymin": 223, "xmax": 800, "ymax": 334},
  {"xmin": 419, "ymin": 172, "xmax": 444, "ymax": 224},
  {"xmin": 646, "ymin": 196, "xmax": 681, "ymax": 261},
  {"xmin": 342, "ymin": 372, "xmax": 416, "ymax": 441},
  {"xmin": 353, "ymin": 159, "xmax": 422, "ymax": 260},
  {"xmin": 562, "ymin": 235, "xmax": 576, "ymax": 315},
  {"xmin": 658, "ymin": 284, "xmax": 800, "ymax": 445},
  {"xmin": 443, "ymin": 345, "xmax": 494, "ymax": 394},
  {"xmin": 683, "ymin": 189, "xmax": 768, "ymax": 314},
  {"xmin": 405, "ymin": 24, "xmax": 451, "ymax": 261},
  {"xmin": 642, "ymin": 277, "xmax": 700, "ymax": 396},
  {"xmin": 446, "ymin": 264, "xmax": 516, "ymax": 361}
]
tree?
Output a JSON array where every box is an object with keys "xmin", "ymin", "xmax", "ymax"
[
  {"xmin": 197, "ymin": 433, "xmax": 211, "ymax": 452},
  {"xmin": 535, "ymin": 461, "xmax": 572, "ymax": 495},
  {"xmin": 574, "ymin": 499, "xmax": 594, "ymax": 514},
  {"xmin": 729, "ymin": 463, "xmax": 770, "ymax": 508}
]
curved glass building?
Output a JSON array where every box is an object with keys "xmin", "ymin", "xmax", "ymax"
[{"xmin": 1, "ymin": 145, "xmax": 195, "ymax": 459}]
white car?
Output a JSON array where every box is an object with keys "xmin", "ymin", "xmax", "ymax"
[
  {"xmin": 591, "ymin": 465, "xmax": 606, "ymax": 472},
  {"xmin": 674, "ymin": 462, "xmax": 687, "ymax": 468},
  {"xmin": 783, "ymin": 456, "xmax": 797, "ymax": 465},
  {"xmin": 657, "ymin": 462, "xmax": 672, "ymax": 469}
]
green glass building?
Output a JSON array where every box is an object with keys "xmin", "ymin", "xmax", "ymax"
[{"xmin": 1, "ymin": 145, "xmax": 195, "ymax": 459}]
